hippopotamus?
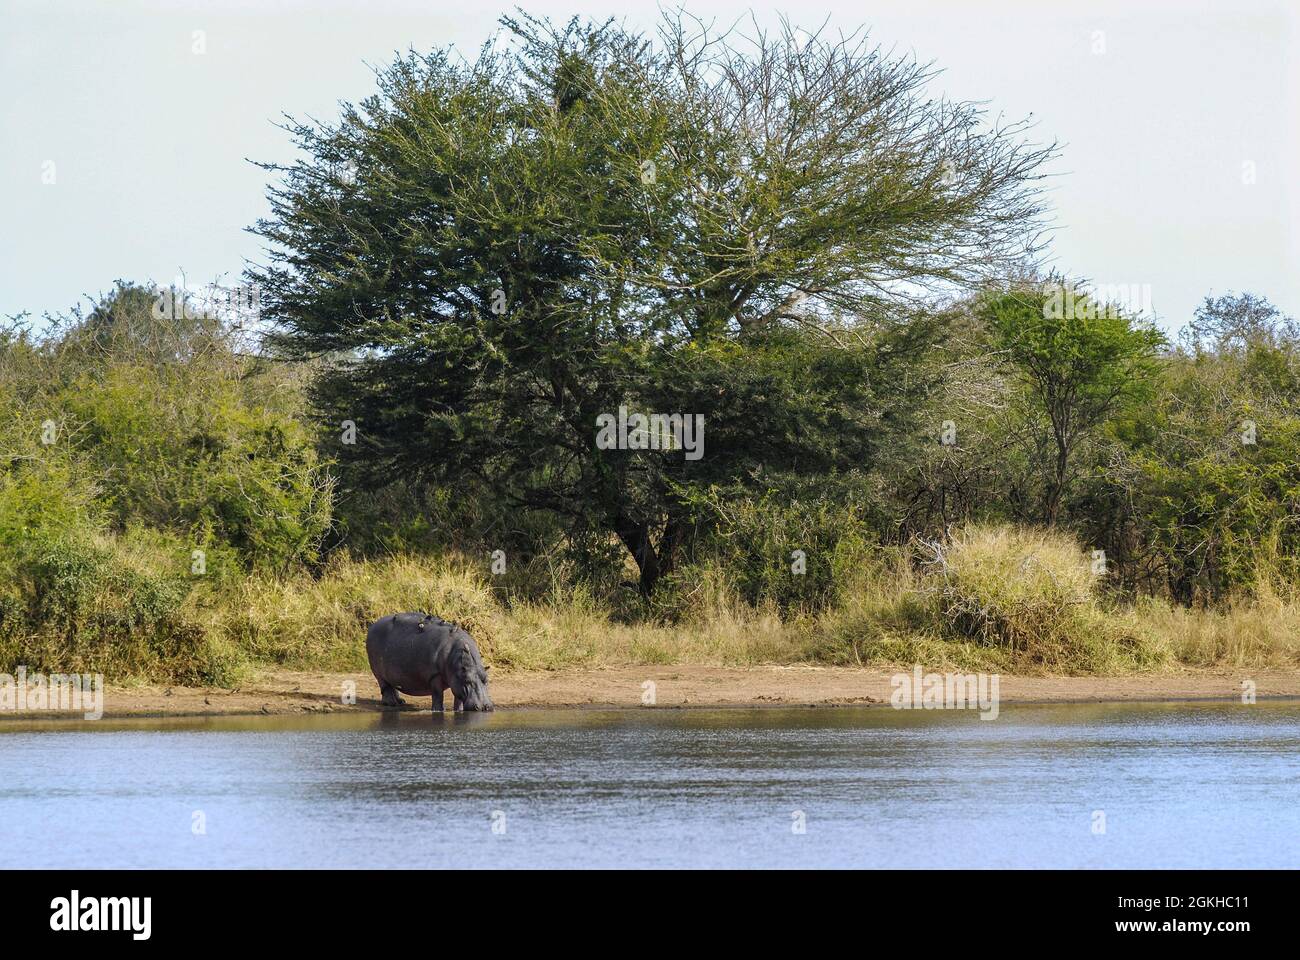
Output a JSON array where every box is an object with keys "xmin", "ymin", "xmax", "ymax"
[{"xmin": 366, "ymin": 612, "xmax": 494, "ymax": 712}]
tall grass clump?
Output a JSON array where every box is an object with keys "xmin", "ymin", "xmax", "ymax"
[
  {"xmin": 807, "ymin": 547, "xmax": 958, "ymax": 667},
  {"xmin": 924, "ymin": 525, "xmax": 1167, "ymax": 672},
  {"xmin": 211, "ymin": 552, "xmax": 503, "ymax": 671},
  {"xmin": 1133, "ymin": 572, "xmax": 1300, "ymax": 668},
  {"xmin": 213, "ymin": 550, "xmax": 820, "ymax": 672}
]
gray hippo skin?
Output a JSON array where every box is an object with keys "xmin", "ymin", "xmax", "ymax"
[{"xmin": 366, "ymin": 612, "xmax": 494, "ymax": 712}]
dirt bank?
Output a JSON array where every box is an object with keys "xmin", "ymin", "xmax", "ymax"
[{"xmin": 2, "ymin": 664, "xmax": 1298, "ymax": 721}]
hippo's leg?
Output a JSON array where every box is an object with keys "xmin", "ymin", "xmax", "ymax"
[
  {"xmin": 453, "ymin": 693, "xmax": 463, "ymax": 712},
  {"xmin": 377, "ymin": 678, "xmax": 405, "ymax": 708},
  {"xmin": 431, "ymin": 679, "xmax": 446, "ymax": 713}
]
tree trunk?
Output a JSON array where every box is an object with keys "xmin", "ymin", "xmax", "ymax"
[
  {"xmin": 1043, "ymin": 433, "xmax": 1069, "ymax": 525},
  {"xmin": 613, "ymin": 515, "xmax": 684, "ymax": 596}
]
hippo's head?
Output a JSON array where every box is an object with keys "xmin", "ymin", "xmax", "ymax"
[{"xmin": 450, "ymin": 629, "xmax": 495, "ymax": 712}]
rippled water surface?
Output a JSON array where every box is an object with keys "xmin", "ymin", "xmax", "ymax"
[{"xmin": 2, "ymin": 702, "xmax": 1298, "ymax": 868}]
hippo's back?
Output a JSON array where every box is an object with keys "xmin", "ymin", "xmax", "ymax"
[{"xmin": 366, "ymin": 612, "xmax": 448, "ymax": 695}]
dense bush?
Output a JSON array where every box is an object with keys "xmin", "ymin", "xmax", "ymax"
[
  {"xmin": 2, "ymin": 285, "xmax": 333, "ymax": 572},
  {"xmin": 0, "ymin": 284, "xmax": 329, "ymax": 681},
  {"xmin": 0, "ymin": 531, "xmax": 244, "ymax": 684},
  {"xmin": 5, "ymin": 279, "xmax": 1300, "ymax": 685},
  {"xmin": 1085, "ymin": 304, "xmax": 1300, "ymax": 602},
  {"xmin": 657, "ymin": 485, "xmax": 879, "ymax": 614},
  {"xmin": 924, "ymin": 525, "xmax": 1164, "ymax": 671}
]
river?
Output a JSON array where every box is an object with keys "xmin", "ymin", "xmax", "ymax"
[{"xmin": 2, "ymin": 702, "xmax": 1297, "ymax": 868}]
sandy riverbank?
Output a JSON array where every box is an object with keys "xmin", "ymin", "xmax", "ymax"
[{"xmin": 2, "ymin": 664, "xmax": 1298, "ymax": 721}]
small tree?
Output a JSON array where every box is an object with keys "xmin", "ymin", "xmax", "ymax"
[
  {"xmin": 981, "ymin": 283, "xmax": 1164, "ymax": 525},
  {"xmin": 1182, "ymin": 291, "xmax": 1299, "ymax": 353}
]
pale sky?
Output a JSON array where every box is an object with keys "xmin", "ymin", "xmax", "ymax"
[{"xmin": 2, "ymin": 0, "xmax": 1296, "ymax": 332}]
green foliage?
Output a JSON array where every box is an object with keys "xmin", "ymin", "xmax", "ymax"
[
  {"xmin": 979, "ymin": 283, "xmax": 1165, "ymax": 524},
  {"xmin": 0, "ymin": 531, "xmax": 245, "ymax": 685},
  {"xmin": 0, "ymin": 461, "xmax": 99, "ymax": 547},
  {"xmin": 251, "ymin": 12, "xmax": 1050, "ymax": 593},
  {"xmin": 2, "ymin": 284, "xmax": 333, "ymax": 574},
  {"xmin": 659, "ymin": 485, "xmax": 879, "ymax": 613},
  {"xmin": 0, "ymin": 284, "xmax": 326, "ymax": 682},
  {"xmin": 19, "ymin": 534, "xmax": 184, "ymax": 638},
  {"xmin": 1097, "ymin": 335, "xmax": 1300, "ymax": 601}
]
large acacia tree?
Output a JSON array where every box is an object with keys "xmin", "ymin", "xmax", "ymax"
[{"xmin": 250, "ymin": 13, "xmax": 1053, "ymax": 593}]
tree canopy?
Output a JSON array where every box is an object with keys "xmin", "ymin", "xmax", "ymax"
[
  {"xmin": 250, "ymin": 13, "xmax": 1055, "ymax": 592},
  {"xmin": 979, "ymin": 283, "xmax": 1165, "ymax": 525}
]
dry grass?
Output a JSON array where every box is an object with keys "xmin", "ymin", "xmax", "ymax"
[
  {"xmin": 919, "ymin": 524, "xmax": 1168, "ymax": 673},
  {"xmin": 203, "ymin": 550, "xmax": 816, "ymax": 672},
  {"xmin": 10, "ymin": 525, "xmax": 1300, "ymax": 685},
  {"xmin": 197, "ymin": 529, "xmax": 1300, "ymax": 678},
  {"xmin": 1134, "ymin": 580, "xmax": 1300, "ymax": 668},
  {"xmin": 202, "ymin": 552, "xmax": 500, "ymax": 671}
]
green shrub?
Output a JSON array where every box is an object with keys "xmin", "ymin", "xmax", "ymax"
[
  {"xmin": 1124, "ymin": 415, "xmax": 1300, "ymax": 602},
  {"xmin": 661, "ymin": 487, "xmax": 879, "ymax": 615},
  {"xmin": 0, "ymin": 462, "xmax": 99, "ymax": 551},
  {"xmin": 61, "ymin": 364, "xmax": 334, "ymax": 572},
  {"xmin": 0, "ymin": 532, "xmax": 245, "ymax": 684},
  {"xmin": 3, "ymin": 285, "xmax": 333, "ymax": 576}
]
